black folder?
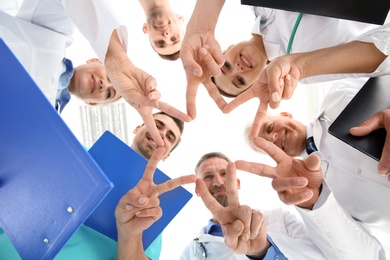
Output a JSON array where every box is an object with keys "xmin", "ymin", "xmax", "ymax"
[
  {"xmin": 0, "ymin": 38, "xmax": 113, "ymax": 259},
  {"xmin": 241, "ymin": 0, "xmax": 389, "ymax": 25},
  {"xmin": 328, "ymin": 76, "xmax": 390, "ymax": 161}
]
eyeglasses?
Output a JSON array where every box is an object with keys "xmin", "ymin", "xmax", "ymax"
[{"xmin": 193, "ymin": 237, "xmax": 207, "ymax": 260}]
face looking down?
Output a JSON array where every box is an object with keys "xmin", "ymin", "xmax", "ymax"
[
  {"xmin": 196, "ymin": 157, "xmax": 240, "ymax": 207},
  {"xmin": 252, "ymin": 112, "xmax": 307, "ymax": 157},
  {"xmin": 68, "ymin": 58, "xmax": 122, "ymax": 105},
  {"xmin": 143, "ymin": 9, "xmax": 184, "ymax": 56},
  {"xmin": 131, "ymin": 113, "xmax": 182, "ymax": 161},
  {"xmin": 212, "ymin": 39, "xmax": 268, "ymax": 97}
]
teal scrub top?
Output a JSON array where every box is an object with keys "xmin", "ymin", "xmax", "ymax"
[{"xmin": 0, "ymin": 225, "xmax": 162, "ymax": 259}]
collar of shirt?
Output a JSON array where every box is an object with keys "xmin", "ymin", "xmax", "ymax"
[
  {"xmin": 55, "ymin": 58, "xmax": 74, "ymax": 113},
  {"xmin": 205, "ymin": 220, "xmax": 223, "ymax": 237}
]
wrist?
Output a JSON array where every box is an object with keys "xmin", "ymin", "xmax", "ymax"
[
  {"xmin": 187, "ymin": 0, "xmax": 225, "ymax": 33},
  {"xmin": 246, "ymin": 239, "xmax": 271, "ymax": 259}
]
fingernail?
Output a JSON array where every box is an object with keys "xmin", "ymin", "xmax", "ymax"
[
  {"xmin": 271, "ymin": 92, "xmax": 280, "ymax": 102},
  {"xmin": 149, "ymin": 92, "xmax": 157, "ymax": 99},
  {"xmin": 297, "ymin": 178, "xmax": 306, "ymax": 186},
  {"xmin": 378, "ymin": 170, "xmax": 387, "ymax": 176},
  {"xmin": 138, "ymin": 197, "xmax": 147, "ymax": 205},
  {"xmin": 200, "ymin": 48, "xmax": 208, "ymax": 56},
  {"xmin": 148, "ymin": 83, "xmax": 156, "ymax": 91},
  {"xmin": 135, "ymin": 211, "xmax": 141, "ymax": 215},
  {"xmin": 193, "ymin": 69, "xmax": 200, "ymax": 76},
  {"xmin": 204, "ymin": 45, "xmax": 210, "ymax": 50},
  {"xmin": 125, "ymin": 205, "xmax": 133, "ymax": 211}
]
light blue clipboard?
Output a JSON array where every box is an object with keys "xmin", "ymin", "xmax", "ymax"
[
  {"xmin": 0, "ymin": 38, "xmax": 113, "ymax": 259},
  {"xmin": 86, "ymin": 130, "xmax": 193, "ymax": 250}
]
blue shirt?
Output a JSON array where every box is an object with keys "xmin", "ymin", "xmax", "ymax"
[
  {"xmin": 206, "ymin": 220, "xmax": 287, "ymax": 260},
  {"xmin": 55, "ymin": 58, "xmax": 73, "ymax": 113}
]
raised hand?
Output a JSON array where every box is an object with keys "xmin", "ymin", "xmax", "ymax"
[
  {"xmin": 235, "ymin": 137, "xmax": 323, "ymax": 209},
  {"xmin": 181, "ymin": 43, "xmax": 226, "ymax": 119},
  {"xmin": 105, "ymin": 31, "xmax": 192, "ymax": 147},
  {"xmin": 223, "ymin": 55, "xmax": 301, "ymax": 138},
  {"xmin": 180, "ymin": 0, "xmax": 226, "ymax": 119},
  {"xmin": 350, "ymin": 109, "xmax": 390, "ymax": 181},
  {"xmin": 196, "ymin": 162, "xmax": 269, "ymax": 256},
  {"xmin": 115, "ymin": 147, "xmax": 196, "ymax": 238}
]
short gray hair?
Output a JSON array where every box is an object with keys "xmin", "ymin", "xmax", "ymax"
[
  {"xmin": 195, "ymin": 152, "xmax": 231, "ymax": 175},
  {"xmin": 243, "ymin": 122, "xmax": 266, "ymax": 155}
]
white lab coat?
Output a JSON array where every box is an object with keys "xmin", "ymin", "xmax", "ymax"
[
  {"xmin": 251, "ymin": 7, "xmax": 378, "ymax": 61},
  {"xmin": 295, "ymin": 79, "xmax": 389, "ymax": 259},
  {"xmin": 179, "ymin": 208, "xmax": 326, "ymax": 260},
  {"xmin": 251, "ymin": 8, "xmax": 390, "ymax": 84},
  {"xmin": 0, "ymin": 0, "xmax": 127, "ymax": 105}
]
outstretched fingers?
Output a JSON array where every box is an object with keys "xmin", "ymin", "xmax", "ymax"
[
  {"xmin": 157, "ymin": 174, "xmax": 197, "ymax": 195},
  {"xmin": 271, "ymin": 177, "xmax": 308, "ymax": 192},
  {"xmin": 226, "ymin": 162, "xmax": 239, "ymax": 208},
  {"xmin": 157, "ymin": 101, "xmax": 193, "ymax": 122},
  {"xmin": 250, "ymin": 101, "xmax": 269, "ymax": 138},
  {"xmin": 186, "ymin": 80, "xmax": 200, "ymax": 119},
  {"xmin": 235, "ymin": 160, "xmax": 277, "ymax": 179},
  {"xmin": 196, "ymin": 178, "xmax": 223, "ymax": 215},
  {"xmin": 140, "ymin": 113, "xmax": 164, "ymax": 147},
  {"xmin": 142, "ymin": 147, "xmax": 165, "ymax": 182},
  {"xmin": 200, "ymin": 45, "xmax": 222, "ymax": 77},
  {"xmin": 253, "ymin": 137, "xmax": 287, "ymax": 164},
  {"xmin": 223, "ymin": 89, "xmax": 254, "ymax": 114},
  {"xmin": 203, "ymin": 78, "xmax": 227, "ymax": 111}
]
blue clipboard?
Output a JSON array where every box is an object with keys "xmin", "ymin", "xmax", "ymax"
[
  {"xmin": 0, "ymin": 38, "xmax": 113, "ymax": 259},
  {"xmin": 86, "ymin": 131, "xmax": 193, "ymax": 249}
]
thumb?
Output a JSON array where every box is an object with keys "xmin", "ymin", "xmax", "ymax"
[
  {"xmin": 350, "ymin": 114, "xmax": 382, "ymax": 137},
  {"xmin": 304, "ymin": 153, "xmax": 321, "ymax": 172}
]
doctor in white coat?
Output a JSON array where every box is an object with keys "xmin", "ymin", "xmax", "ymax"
[
  {"xmin": 0, "ymin": 0, "xmax": 191, "ymax": 147},
  {"xmin": 239, "ymin": 81, "xmax": 389, "ymax": 259},
  {"xmin": 178, "ymin": 0, "xmax": 379, "ymax": 118},
  {"xmin": 235, "ymin": 23, "xmax": 390, "ymax": 257},
  {"xmin": 232, "ymin": 21, "xmax": 390, "ymax": 258}
]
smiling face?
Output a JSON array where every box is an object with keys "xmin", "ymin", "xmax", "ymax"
[
  {"xmin": 131, "ymin": 113, "xmax": 182, "ymax": 161},
  {"xmin": 196, "ymin": 156, "xmax": 240, "ymax": 207},
  {"xmin": 68, "ymin": 59, "xmax": 121, "ymax": 105},
  {"xmin": 255, "ymin": 112, "xmax": 307, "ymax": 157},
  {"xmin": 143, "ymin": 9, "xmax": 184, "ymax": 56},
  {"xmin": 213, "ymin": 38, "xmax": 268, "ymax": 97}
]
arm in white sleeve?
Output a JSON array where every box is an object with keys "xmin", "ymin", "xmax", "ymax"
[
  {"xmin": 295, "ymin": 182, "xmax": 386, "ymax": 259},
  {"xmin": 61, "ymin": 0, "xmax": 128, "ymax": 62},
  {"xmin": 263, "ymin": 207, "xmax": 326, "ymax": 259},
  {"xmin": 357, "ymin": 22, "xmax": 390, "ymax": 77},
  {"xmin": 302, "ymin": 23, "xmax": 390, "ymax": 83}
]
